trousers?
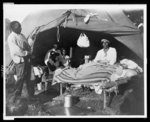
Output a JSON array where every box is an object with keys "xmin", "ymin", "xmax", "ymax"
[{"xmin": 13, "ymin": 57, "xmax": 35, "ymax": 98}]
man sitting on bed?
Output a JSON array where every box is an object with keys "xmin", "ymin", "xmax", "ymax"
[{"xmin": 93, "ymin": 39, "xmax": 117, "ymax": 65}]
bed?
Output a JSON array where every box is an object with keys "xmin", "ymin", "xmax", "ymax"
[{"xmin": 45, "ymin": 61, "xmax": 143, "ymax": 109}]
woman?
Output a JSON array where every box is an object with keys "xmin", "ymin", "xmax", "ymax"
[{"xmin": 93, "ymin": 39, "xmax": 117, "ymax": 65}]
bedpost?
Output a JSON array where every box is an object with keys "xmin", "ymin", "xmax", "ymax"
[
  {"xmin": 103, "ymin": 89, "xmax": 107, "ymax": 109},
  {"xmin": 60, "ymin": 83, "xmax": 63, "ymax": 96},
  {"xmin": 70, "ymin": 47, "xmax": 72, "ymax": 58}
]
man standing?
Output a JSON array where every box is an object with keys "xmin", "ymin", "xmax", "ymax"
[
  {"xmin": 7, "ymin": 21, "xmax": 36, "ymax": 102},
  {"xmin": 93, "ymin": 39, "xmax": 117, "ymax": 65}
]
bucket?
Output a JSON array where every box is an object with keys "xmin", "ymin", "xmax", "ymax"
[{"xmin": 64, "ymin": 95, "xmax": 72, "ymax": 108}]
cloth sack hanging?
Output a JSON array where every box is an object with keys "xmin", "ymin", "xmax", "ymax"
[
  {"xmin": 84, "ymin": 14, "xmax": 91, "ymax": 24},
  {"xmin": 84, "ymin": 13, "xmax": 97, "ymax": 24},
  {"xmin": 77, "ymin": 33, "xmax": 90, "ymax": 48}
]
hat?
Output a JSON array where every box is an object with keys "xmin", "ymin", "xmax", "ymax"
[{"xmin": 101, "ymin": 39, "xmax": 110, "ymax": 43}]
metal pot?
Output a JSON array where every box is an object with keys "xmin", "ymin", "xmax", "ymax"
[{"xmin": 64, "ymin": 95, "xmax": 72, "ymax": 108}]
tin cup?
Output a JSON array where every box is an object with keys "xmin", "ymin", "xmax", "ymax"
[
  {"xmin": 64, "ymin": 95, "xmax": 72, "ymax": 108},
  {"xmin": 84, "ymin": 55, "xmax": 89, "ymax": 64}
]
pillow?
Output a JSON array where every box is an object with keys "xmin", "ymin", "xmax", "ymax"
[{"xmin": 120, "ymin": 59, "xmax": 143, "ymax": 72}]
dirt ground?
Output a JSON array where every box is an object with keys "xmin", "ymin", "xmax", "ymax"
[{"xmin": 5, "ymin": 74, "xmax": 144, "ymax": 117}]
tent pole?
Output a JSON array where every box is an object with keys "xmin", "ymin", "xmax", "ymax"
[
  {"xmin": 70, "ymin": 47, "xmax": 72, "ymax": 58},
  {"xmin": 60, "ymin": 83, "xmax": 63, "ymax": 96},
  {"xmin": 103, "ymin": 89, "xmax": 107, "ymax": 109},
  {"xmin": 57, "ymin": 26, "xmax": 60, "ymax": 42}
]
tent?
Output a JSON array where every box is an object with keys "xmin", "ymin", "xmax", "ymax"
[
  {"xmin": 5, "ymin": 9, "xmax": 143, "ymax": 68},
  {"xmin": 4, "ymin": 18, "xmax": 11, "ymax": 67}
]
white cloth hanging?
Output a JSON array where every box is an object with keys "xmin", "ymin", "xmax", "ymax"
[
  {"xmin": 84, "ymin": 13, "xmax": 97, "ymax": 23},
  {"xmin": 77, "ymin": 33, "xmax": 90, "ymax": 48}
]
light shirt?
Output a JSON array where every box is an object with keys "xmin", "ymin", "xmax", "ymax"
[
  {"xmin": 33, "ymin": 66, "xmax": 43, "ymax": 78},
  {"xmin": 7, "ymin": 32, "xmax": 30, "ymax": 64},
  {"xmin": 94, "ymin": 47, "xmax": 117, "ymax": 65},
  {"xmin": 28, "ymin": 37, "xmax": 34, "ymax": 47}
]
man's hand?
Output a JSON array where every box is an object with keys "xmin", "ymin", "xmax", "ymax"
[
  {"xmin": 97, "ymin": 60, "xmax": 108, "ymax": 64},
  {"xmin": 26, "ymin": 51, "xmax": 32, "ymax": 56}
]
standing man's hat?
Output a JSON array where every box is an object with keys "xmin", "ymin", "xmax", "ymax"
[{"xmin": 101, "ymin": 39, "xmax": 110, "ymax": 43}]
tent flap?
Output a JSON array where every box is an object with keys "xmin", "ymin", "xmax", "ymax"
[{"xmin": 115, "ymin": 34, "xmax": 143, "ymax": 59}]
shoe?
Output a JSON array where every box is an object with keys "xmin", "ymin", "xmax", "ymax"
[{"xmin": 34, "ymin": 89, "xmax": 44, "ymax": 95}]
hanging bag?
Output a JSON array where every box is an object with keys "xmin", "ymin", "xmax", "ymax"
[{"xmin": 77, "ymin": 33, "xmax": 90, "ymax": 48}]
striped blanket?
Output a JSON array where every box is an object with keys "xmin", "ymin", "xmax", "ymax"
[{"xmin": 53, "ymin": 62, "xmax": 119, "ymax": 85}]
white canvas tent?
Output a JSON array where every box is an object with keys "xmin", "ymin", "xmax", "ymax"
[{"xmin": 5, "ymin": 9, "xmax": 143, "ymax": 68}]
